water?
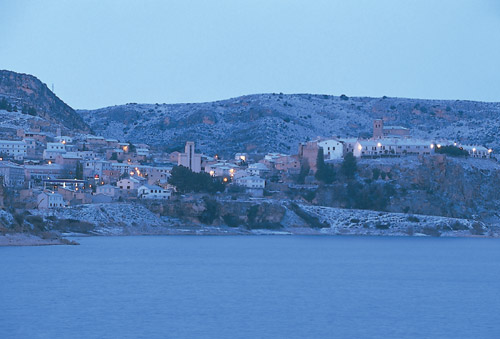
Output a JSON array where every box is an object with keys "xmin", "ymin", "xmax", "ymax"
[{"xmin": 1, "ymin": 236, "xmax": 499, "ymax": 338}]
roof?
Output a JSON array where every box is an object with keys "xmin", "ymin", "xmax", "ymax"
[
  {"xmin": 357, "ymin": 138, "xmax": 434, "ymax": 147},
  {"xmin": 98, "ymin": 184, "xmax": 116, "ymax": 189},
  {"xmin": 248, "ymin": 163, "xmax": 270, "ymax": 170},
  {"xmin": 0, "ymin": 140, "xmax": 26, "ymax": 145},
  {"xmin": 236, "ymin": 176, "xmax": 265, "ymax": 181},
  {"xmin": 383, "ymin": 126, "xmax": 409, "ymax": 130},
  {"xmin": 0, "ymin": 161, "xmax": 23, "ymax": 169}
]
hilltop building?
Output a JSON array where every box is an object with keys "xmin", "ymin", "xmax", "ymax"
[{"xmin": 373, "ymin": 119, "xmax": 410, "ymax": 139}]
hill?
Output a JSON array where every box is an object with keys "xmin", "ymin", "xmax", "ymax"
[
  {"xmin": 79, "ymin": 93, "xmax": 500, "ymax": 156},
  {"xmin": 0, "ymin": 70, "xmax": 90, "ymax": 134}
]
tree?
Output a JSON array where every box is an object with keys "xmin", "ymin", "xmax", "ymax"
[
  {"xmin": 341, "ymin": 152, "xmax": 357, "ymax": 179},
  {"xmin": 297, "ymin": 160, "xmax": 310, "ymax": 184},
  {"xmin": 75, "ymin": 162, "xmax": 84, "ymax": 180},
  {"xmin": 315, "ymin": 148, "xmax": 335, "ymax": 184},
  {"xmin": 168, "ymin": 165, "xmax": 225, "ymax": 193},
  {"xmin": 435, "ymin": 145, "xmax": 468, "ymax": 157},
  {"xmin": 127, "ymin": 142, "xmax": 137, "ymax": 153}
]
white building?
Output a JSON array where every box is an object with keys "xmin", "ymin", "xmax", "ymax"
[
  {"xmin": 235, "ymin": 176, "xmax": 266, "ymax": 188},
  {"xmin": 43, "ymin": 142, "xmax": 67, "ymax": 160},
  {"xmin": 461, "ymin": 145, "xmax": 491, "ymax": 158},
  {"xmin": 354, "ymin": 139, "xmax": 434, "ymax": 158},
  {"xmin": 137, "ymin": 185, "xmax": 172, "ymax": 199},
  {"xmin": 205, "ymin": 162, "xmax": 239, "ymax": 178},
  {"xmin": 247, "ymin": 163, "xmax": 270, "ymax": 176},
  {"xmin": 54, "ymin": 136, "xmax": 73, "ymax": 144},
  {"xmin": 0, "ymin": 140, "xmax": 27, "ymax": 160},
  {"xmin": 317, "ymin": 138, "xmax": 344, "ymax": 160},
  {"xmin": 37, "ymin": 191, "xmax": 65, "ymax": 209},
  {"xmin": 117, "ymin": 177, "xmax": 143, "ymax": 191},
  {"xmin": 339, "ymin": 138, "xmax": 358, "ymax": 155}
]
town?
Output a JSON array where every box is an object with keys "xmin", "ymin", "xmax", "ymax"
[{"xmin": 0, "ymin": 118, "xmax": 494, "ymax": 211}]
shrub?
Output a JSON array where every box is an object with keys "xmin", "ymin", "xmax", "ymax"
[
  {"xmin": 435, "ymin": 145, "xmax": 469, "ymax": 157},
  {"xmin": 407, "ymin": 215, "xmax": 420, "ymax": 223},
  {"xmin": 222, "ymin": 214, "xmax": 240, "ymax": 227},
  {"xmin": 375, "ymin": 222, "xmax": 390, "ymax": 229},
  {"xmin": 421, "ymin": 227, "xmax": 441, "ymax": 237}
]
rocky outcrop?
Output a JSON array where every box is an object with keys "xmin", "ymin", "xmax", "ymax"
[
  {"xmin": 311, "ymin": 156, "xmax": 500, "ymax": 223},
  {"xmin": 0, "ymin": 70, "xmax": 90, "ymax": 132}
]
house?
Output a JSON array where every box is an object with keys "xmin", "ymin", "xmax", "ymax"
[
  {"xmin": 54, "ymin": 136, "xmax": 73, "ymax": 144},
  {"xmin": 317, "ymin": 138, "xmax": 344, "ymax": 160},
  {"xmin": 354, "ymin": 139, "xmax": 434, "ymax": 158},
  {"xmin": 178, "ymin": 141, "xmax": 202, "ymax": 172},
  {"xmin": 274, "ymin": 155, "xmax": 300, "ymax": 173},
  {"xmin": 0, "ymin": 140, "xmax": 27, "ymax": 160},
  {"xmin": 248, "ymin": 162, "xmax": 271, "ymax": 176},
  {"xmin": 96, "ymin": 184, "xmax": 119, "ymax": 197},
  {"xmin": 117, "ymin": 177, "xmax": 143, "ymax": 191},
  {"xmin": 235, "ymin": 176, "xmax": 266, "ymax": 189},
  {"xmin": 25, "ymin": 164, "xmax": 66, "ymax": 181},
  {"xmin": 460, "ymin": 145, "xmax": 491, "ymax": 158},
  {"xmin": 37, "ymin": 191, "xmax": 65, "ymax": 209},
  {"xmin": 137, "ymin": 185, "xmax": 172, "ymax": 199},
  {"xmin": 43, "ymin": 142, "xmax": 66, "ymax": 160},
  {"xmin": 339, "ymin": 138, "xmax": 358, "ymax": 155},
  {"xmin": 0, "ymin": 161, "xmax": 25, "ymax": 187},
  {"xmin": 235, "ymin": 153, "xmax": 248, "ymax": 162},
  {"xmin": 205, "ymin": 162, "xmax": 239, "ymax": 178}
]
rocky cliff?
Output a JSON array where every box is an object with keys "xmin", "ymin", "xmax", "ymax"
[
  {"xmin": 0, "ymin": 70, "xmax": 90, "ymax": 132},
  {"xmin": 310, "ymin": 155, "xmax": 500, "ymax": 223}
]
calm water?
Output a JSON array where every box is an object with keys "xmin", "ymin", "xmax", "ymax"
[{"xmin": 1, "ymin": 236, "xmax": 499, "ymax": 338}]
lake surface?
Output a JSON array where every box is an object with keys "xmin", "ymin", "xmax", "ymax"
[{"xmin": 1, "ymin": 236, "xmax": 500, "ymax": 338}]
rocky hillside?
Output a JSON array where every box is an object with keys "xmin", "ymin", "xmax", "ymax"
[
  {"xmin": 79, "ymin": 93, "xmax": 500, "ymax": 156},
  {"xmin": 0, "ymin": 70, "xmax": 89, "ymax": 133}
]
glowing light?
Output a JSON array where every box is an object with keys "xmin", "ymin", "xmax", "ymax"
[
  {"xmin": 223, "ymin": 177, "xmax": 228, "ymax": 182},
  {"xmin": 357, "ymin": 145, "xmax": 362, "ymax": 151},
  {"xmin": 472, "ymin": 148, "xmax": 476, "ymax": 152},
  {"xmin": 48, "ymin": 161, "xmax": 52, "ymax": 165},
  {"xmin": 430, "ymin": 144, "xmax": 434, "ymax": 149},
  {"xmin": 130, "ymin": 171, "xmax": 135, "ymax": 176},
  {"xmin": 377, "ymin": 142, "xmax": 382, "ymax": 147},
  {"xmin": 62, "ymin": 140, "xmax": 66, "ymax": 144},
  {"xmin": 239, "ymin": 155, "xmax": 246, "ymax": 161},
  {"xmin": 437, "ymin": 144, "xmax": 441, "ymax": 148},
  {"xmin": 209, "ymin": 170, "xmax": 215, "ymax": 176},
  {"xmin": 229, "ymin": 168, "xmax": 234, "ymax": 174},
  {"xmin": 454, "ymin": 142, "xmax": 457, "ymax": 146},
  {"xmin": 488, "ymin": 149, "xmax": 493, "ymax": 153}
]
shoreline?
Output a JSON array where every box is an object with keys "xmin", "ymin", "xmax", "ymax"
[{"xmin": 1, "ymin": 227, "xmax": 497, "ymax": 247}]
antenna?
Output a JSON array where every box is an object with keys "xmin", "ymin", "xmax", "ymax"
[{"xmin": 51, "ymin": 83, "xmax": 55, "ymax": 93}]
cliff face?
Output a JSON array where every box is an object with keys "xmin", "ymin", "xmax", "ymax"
[
  {"xmin": 0, "ymin": 70, "xmax": 90, "ymax": 132},
  {"xmin": 79, "ymin": 94, "xmax": 500, "ymax": 156},
  {"xmin": 312, "ymin": 156, "xmax": 500, "ymax": 223}
]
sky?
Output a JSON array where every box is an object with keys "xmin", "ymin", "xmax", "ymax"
[{"xmin": 1, "ymin": 0, "xmax": 500, "ymax": 109}]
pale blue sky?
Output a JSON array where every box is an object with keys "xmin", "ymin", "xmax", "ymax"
[{"xmin": 1, "ymin": 0, "xmax": 499, "ymax": 109}]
